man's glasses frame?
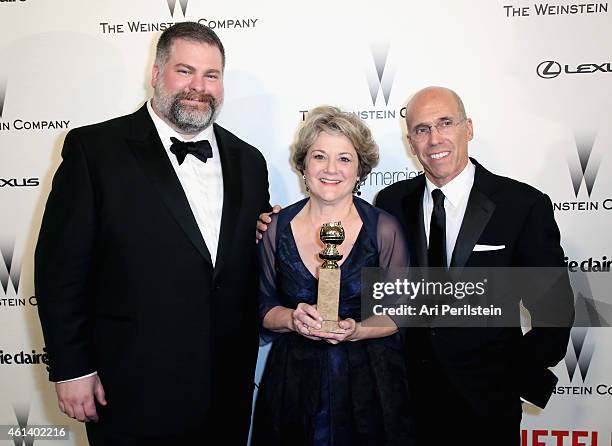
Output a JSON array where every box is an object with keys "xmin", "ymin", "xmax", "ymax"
[{"xmin": 408, "ymin": 117, "xmax": 467, "ymax": 142}]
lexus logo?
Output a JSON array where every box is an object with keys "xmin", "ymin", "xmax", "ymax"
[
  {"xmin": 537, "ymin": 60, "xmax": 612, "ymax": 79},
  {"xmin": 166, "ymin": 0, "xmax": 188, "ymax": 17},
  {"xmin": 367, "ymin": 43, "xmax": 395, "ymax": 106},
  {"xmin": 536, "ymin": 60, "xmax": 562, "ymax": 79},
  {"xmin": 0, "ymin": 178, "xmax": 40, "ymax": 188},
  {"xmin": 0, "ymin": 242, "xmax": 21, "ymax": 296},
  {"xmin": 568, "ymin": 132, "xmax": 601, "ymax": 198},
  {"xmin": 564, "ymin": 327, "xmax": 595, "ymax": 382},
  {"xmin": 0, "ymin": 77, "xmax": 7, "ymax": 119}
]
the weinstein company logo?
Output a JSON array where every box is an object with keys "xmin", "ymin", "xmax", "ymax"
[
  {"xmin": 0, "ymin": 81, "xmax": 70, "ymax": 131},
  {"xmin": 568, "ymin": 133, "xmax": 601, "ymax": 198},
  {"xmin": 553, "ymin": 132, "xmax": 611, "ymax": 212},
  {"xmin": 11, "ymin": 404, "xmax": 34, "ymax": 446},
  {"xmin": 300, "ymin": 43, "xmax": 399, "ymax": 121},
  {"xmin": 0, "ymin": 76, "xmax": 7, "ymax": 120},
  {"xmin": 3, "ymin": 404, "xmax": 67, "ymax": 444},
  {"xmin": 0, "ymin": 242, "xmax": 21, "ymax": 297},
  {"xmin": 565, "ymin": 327, "xmax": 594, "ymax": 382},
  {"xmin": 555, "ymin": 322, "xmax": 612, "ymax": 398},
  {"xmin": 367, "ymin": 43, "xmax": 394, "ymax": 106},
  {"xmin": 99, "ymin": 0, "xmax": 257, "ymax": 34},
  {"xmin": 166, "ymin": 0, "xmax": 188, "ymax": 17}
]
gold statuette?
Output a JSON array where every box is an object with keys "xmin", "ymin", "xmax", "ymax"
[{"xmin": 316, "ymin": 222, "xmax": 345, "ymax": 333}]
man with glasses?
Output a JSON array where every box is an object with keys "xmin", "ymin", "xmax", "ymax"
[{"xmin": 375, "ymin": 86, "xmax": 573, "ymax": 445}]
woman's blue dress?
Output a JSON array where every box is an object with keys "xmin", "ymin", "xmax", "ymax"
[{"xmin": 252, "ymin": 197, "xmax": 416, "ymax": 446}]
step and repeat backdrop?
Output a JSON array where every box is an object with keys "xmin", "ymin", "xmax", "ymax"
[{"xmin": 1, "ymin": 1, "xmax": 611, "ymax": 444}]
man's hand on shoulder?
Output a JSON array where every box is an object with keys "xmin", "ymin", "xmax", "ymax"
[
  {"xmin": 256, "ymin": 204, "xmax": 281, "ymax": 243},
  {"xmin": 55, "ymin": 374, "xmax": 107, "ymax": 423}
]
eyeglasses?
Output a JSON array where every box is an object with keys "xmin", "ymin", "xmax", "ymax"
[{"xmin": 409, "ymin": 118, "xmax": 467, "ymax": 142}]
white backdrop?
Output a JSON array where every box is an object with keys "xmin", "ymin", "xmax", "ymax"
[{"xmin": 1, "ymin": 1, "xmax": 610, "ymax": 444}]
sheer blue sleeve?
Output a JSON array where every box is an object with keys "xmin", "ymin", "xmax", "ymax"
[
  {"xmin": 258, "ymin": 214, "xmax": 280, "ymax": 344},
  {"xmin": 375, "ymin": 210, "xmax": 410, "ymax": 331},
  {"xmin": 376, "ymin": 211, "xmax": 410, "ymax": 268}
]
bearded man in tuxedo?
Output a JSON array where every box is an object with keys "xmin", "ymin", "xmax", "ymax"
[{"xmin": 36, "ymin": 22, "xmax": 270, "ymax": 445}]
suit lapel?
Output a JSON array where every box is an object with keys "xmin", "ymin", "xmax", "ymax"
[
  {"xmin": 213, "ymin": 124, "xmax": 242, "ymax": 278},
  {"xmin": 450, "ymin": 162, "xmax": 496, "ymax": 268},
  {"xmin": 402, "ymin": 177, "xmax": 428, "ymax": 267},
  {"xmin": 127, "ymin": 105, "xmax": 213, "ymax": 266}
]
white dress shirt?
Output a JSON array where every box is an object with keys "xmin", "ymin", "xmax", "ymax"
[
  {"xmin": 57, "ymin": 102, "xmax": 224, "ymax": 384},
  {"xmin": 57, "ymin": 101, "xmax": 223, "ymax": 384},
  {"xmin": 423, "ymin": 161, "xmax": 475, "ymax": 267},
  {"xmin": 147, "ymin": 100, "xmax": 224, "ymax": 265}
]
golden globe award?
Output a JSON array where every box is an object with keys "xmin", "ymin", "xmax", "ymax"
[{"xmin": 317, "ymin": 222, "xmax": 345, "ymax": 333}]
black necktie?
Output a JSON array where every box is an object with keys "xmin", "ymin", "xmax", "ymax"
[
  {"xmin": 428, "ymin": 188, "xmax": 447, "ymax": 268},
  {"xmin": 169, "ymin": 137, "xmax": 213, "ymax": 165}
]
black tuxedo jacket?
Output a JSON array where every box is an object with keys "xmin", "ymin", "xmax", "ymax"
[
  {"xmin": 35, "ymin": 104, "xmax": 270, "ymax": 438},
  {"xmin": 376, "ymin": 159, "xmax": 573, "ymax": 416}
]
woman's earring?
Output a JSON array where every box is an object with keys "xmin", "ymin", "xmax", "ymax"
[
  {"xmin": 353, "ymin": 179, "xmax": 361, "ymax": 196},
  {"xmin": 303, "ymin": 174, "xmax": 309, "ymax": 192}
]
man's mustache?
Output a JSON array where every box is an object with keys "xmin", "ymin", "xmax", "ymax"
[{"xmin": 175, "ymin": 93, "xmax": 216, "ymax": 107}]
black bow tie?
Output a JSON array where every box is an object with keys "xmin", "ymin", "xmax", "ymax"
[{"xmin": 169, "ymin": 137, "xmax": 213, "ymax": 165}]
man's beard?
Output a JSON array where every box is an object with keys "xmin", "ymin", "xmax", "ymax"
[{"xmin": 153, "ymin": 83, "xmax": 220, "ymax": 134}]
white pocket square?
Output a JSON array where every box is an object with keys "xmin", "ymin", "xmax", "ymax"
[{"xmin": 473, "ymin": 244, "xmax": 505, "ymax": 252}]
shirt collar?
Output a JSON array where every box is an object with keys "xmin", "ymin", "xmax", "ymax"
[
  {"xmin": 146, "ymin": 99, "xmax": 214, "ymax": 148},
  {"xmin": 425, "ymin": 160, "xmax": 475, "ymax": 208}
]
